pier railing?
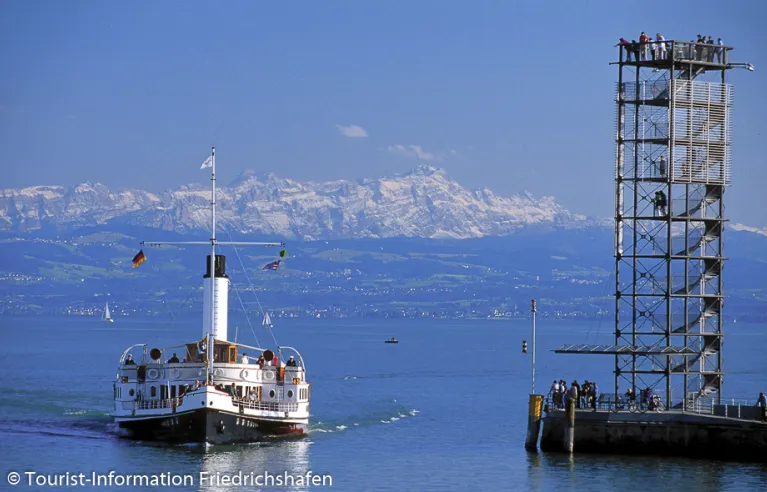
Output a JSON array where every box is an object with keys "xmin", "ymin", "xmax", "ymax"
[{"xmin": 544, "ymin": 394, "xmax": 766, "ymax": 421}]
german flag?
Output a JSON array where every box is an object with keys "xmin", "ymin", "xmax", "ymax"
[{"xmin": 132, "ymin": 249, "xmax": 146, "ymax": 268}]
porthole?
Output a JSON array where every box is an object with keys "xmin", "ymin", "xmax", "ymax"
[
  {"xmin": 287, "ymin": 390, "xmax": 294, "ymax": 398},
  {"xmin": 269, "ymin": 390, "xmax": 276, "ymax": 398},
  {"xmin": 129, "ymin": 389, "xmax": 135, "ymax": 397}
]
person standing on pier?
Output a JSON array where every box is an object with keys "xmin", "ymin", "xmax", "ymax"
[
  {"xmin": 549, "ymin": 380, "xmax": 560, "ymax": 407},
  {"xmin": 568, "ymin": 381, "xmax": 579, "ymax": 408},
  {"xmin": 757, "ymin": 392, "xmax": 767, "ymax": 420},
  {"xmin": 590, "ymin": 381, "xmax": 599, "ymax": 409}
]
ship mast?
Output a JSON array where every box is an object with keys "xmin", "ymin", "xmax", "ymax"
[
  {"xmin": 207, "ymin": 145, "xmax": 216, "ymax": 382},
  {"xmin": 139, "ymin": 146, "xmax": 285, "ymax": 382}
]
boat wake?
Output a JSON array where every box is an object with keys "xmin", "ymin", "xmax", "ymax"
[
  {"xmin": 309, "ymin": 402, "xmax": 420, "ymax": 436},
  {"xmin": 0, "ymin": 417, "xmax": 118, "ymax": 442}
]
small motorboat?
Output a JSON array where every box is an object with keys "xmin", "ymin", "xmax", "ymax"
[{"xmin": 385, "ymin": 337, "xmax": 399, "ymax": 344}]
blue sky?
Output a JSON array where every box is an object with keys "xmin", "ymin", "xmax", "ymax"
[{"xmin": 2, "ymin": 1, "xmax": 765, "ymax": 225}]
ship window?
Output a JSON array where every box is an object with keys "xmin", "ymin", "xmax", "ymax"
[
  {"xmin": 269, "ymin": 390, "xmax": 276, "ymax": 398},
  {"xmin": 129, "ymin": 389, "xmax": 135, "ymax": 397},
  {"xmin": 287, "ymin": 390, "xmax": 294, "ymax": 398},
  {"xmin": 151, "ymin": 386, "xmax": 157, "ymax": 398}
]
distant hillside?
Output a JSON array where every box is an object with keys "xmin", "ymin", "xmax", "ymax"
[{"xmin": 1, "ymin": 227, "xmax": 765, "ymax": 320}]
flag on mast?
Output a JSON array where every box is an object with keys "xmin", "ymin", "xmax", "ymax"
[
  {"xmin": 262, "ymin": 259, "xmax": 281, "ymax": 270},
  {"xmin": 132, "ymin": 249, "xmax": 146, "ymax": 268},
  {"xmin": 200, "ymin": 155, "xmax": 213, "ymax": 169}
]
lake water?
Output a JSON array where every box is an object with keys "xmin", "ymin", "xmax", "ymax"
[{"xmin": 1, "ymin": 316, "xmax": 766, "ymax": 491}]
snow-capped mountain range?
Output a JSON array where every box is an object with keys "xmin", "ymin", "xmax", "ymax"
[{"xmin": 0, "ymin": 165, "xmax": 604, "ymax": 239}]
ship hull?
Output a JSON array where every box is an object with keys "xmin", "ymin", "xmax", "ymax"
[{"xmin": 117, "ymin": 408, "xmax": 307, "ymax": 445}]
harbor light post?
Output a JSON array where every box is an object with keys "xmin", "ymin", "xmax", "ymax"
[
  {"xmin": 524, "ymin": 298, "xmax": 543, "ymax": 450},
  {"xmin": 531, "ymin": 299, "xmax": 536, "ymax": 395}
]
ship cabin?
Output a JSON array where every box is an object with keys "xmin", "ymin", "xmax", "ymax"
[{"xmin": 113, "ymin": 339, "xmax": 310, "ymax": 417}]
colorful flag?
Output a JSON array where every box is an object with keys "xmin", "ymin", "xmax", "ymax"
[
  {"xmin": 200, "ymin": 155, "xmax": 213, "ymax": 169},
  {"xmin": 262, "ymin": 259, "xmax": 281, "ymax": 270},
  {"xmin": 132, "ymin": 249, "xmax": 146, "ymax": 268},
  {"xmin": 279, "ymin": 249, "xmax": 287, "ymax": 258}
]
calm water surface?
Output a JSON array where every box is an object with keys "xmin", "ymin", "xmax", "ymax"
[{"xmin": 1, "ymin": 316, "xmax": 765, "ymax": 491}]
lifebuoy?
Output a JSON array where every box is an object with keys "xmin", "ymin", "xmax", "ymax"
[
  {"xmin": 240, "ymin": 370, "xmax": 249, "ymax": 379},
  {"xmin": 147, "ymin": 368, "xmax": 160, "ymax": 380},
  {"xmin": 263, "ymin": 370, "xmax": 275, "ymax": 381},
  {"xmin": 171, "ymin": 368, "xmax": 181, "ymax": 379}
]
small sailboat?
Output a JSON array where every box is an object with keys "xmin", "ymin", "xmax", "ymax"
[
  {"xmin": 102, "ymin": 302, "xmax": 114, "ymax": 323},
  {"xmin": 262, "ymin": 311, "xmax": 273, "ymax": 328},
  {"xmin": 385, "ymin": 337, "xmax": 398, "ymax": 344}
]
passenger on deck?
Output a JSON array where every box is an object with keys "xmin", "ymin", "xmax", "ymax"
[
  {"xmin": 655, "ymin": 33, "xmax": 667, "ymax": 60},
  {"xmin": 639, "ymin": 32, "xmax": 649, "ymax": 61},
  {"xmin": 695, "ymin": 35, "xmax": 704, "ymax": 61},
  {"xmin": 286, "ymin": 356, "xmax": 297, "ymax": 367},
  {"xmin": 257, "ymin": 355, "xmax": 265, "ymax": 368},
  {"xmin": 658, "ymin": 156, "xmax": 667, "ymax": 177},
  {"xmin": 757, "ymin": 392, "xmax": 767, "ymax": 421},
  {"xmin": 124, "ymin": 355, "xmax": 135, "ymax": 365},
  {"xmin": 241, "ymin": 353, "xmax": 249, "ymax": 364},
  {"xmin": 616, "ymin": 38, "xmax": 631, "ymax": 61},
  {"xmin": 706, "ymin": 36, "xmax": 715, "ymax": 62},
  {"xmin": 716, "ymin": 38, "xmax": 724, "ymax": 63},
  {"xmin": 167, "ymin": 353, "xmax": 180, "ymax": 363}
]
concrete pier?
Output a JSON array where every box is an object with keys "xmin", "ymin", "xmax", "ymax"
[{"xmin": 539, "ymin": 409, "xmax": 767, "ymax": 462}]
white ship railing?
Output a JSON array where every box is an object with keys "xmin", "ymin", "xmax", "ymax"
[
  {"xmin": 120, "ymin": 397, "xmax": 184, "ymax": 411},
  {"xmin": 232, "ymin": 397, "xmax": 299, "ymax": 413}
]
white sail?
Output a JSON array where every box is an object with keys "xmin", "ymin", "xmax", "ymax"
[
  {"xmin": 104, "ymin": 302, "xmax": 113, "ymax": 323},
  {"xmin": 262, "ymin": 311, "xmax": 272, "ymax": 328}
]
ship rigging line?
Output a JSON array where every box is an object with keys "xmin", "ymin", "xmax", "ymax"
[
  {"xmin": 229, "ymin": 279, "xmax": 261, "ymax": 347},
  {"xmin": 224, "ymin": 227, "xmax": 280, "ymax": 350}
]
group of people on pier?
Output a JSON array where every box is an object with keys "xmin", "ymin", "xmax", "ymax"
[
  {"xmin": 616, "ymin": 33, "xmax": 725, "ymax": 63},
  {"xmin": 549, "ymin": 379, "xmax": 600, "ymax": 410}
]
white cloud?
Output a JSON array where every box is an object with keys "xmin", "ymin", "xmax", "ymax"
[
  {"xmin": 336, "ymin": 124, "xmax": 369, "ymax": 138},
  {"xmin": 386, "ymin": 144, "xmax": 459, "ymax": 162}
]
